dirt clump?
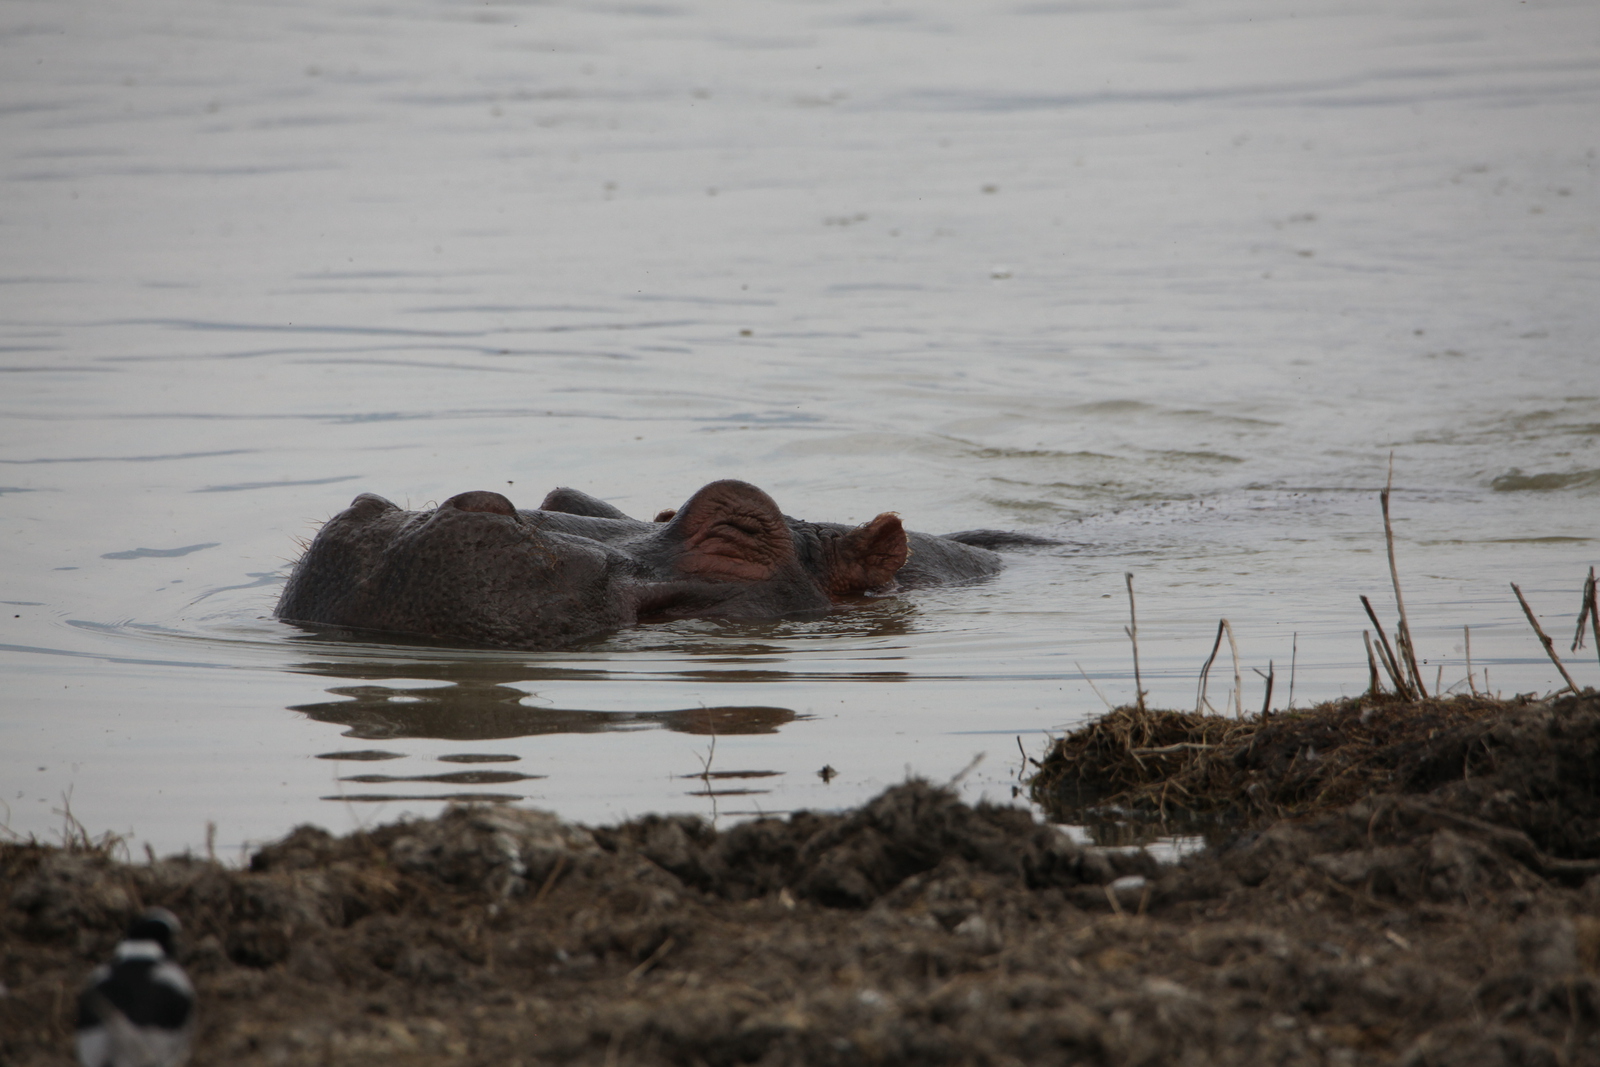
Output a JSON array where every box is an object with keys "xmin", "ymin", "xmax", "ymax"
[
  {"xmin": 5, "ymin": 693, "xmax": 1600, "ymax": 1066},
  {"xmin": 1029, "ymin": 692, "xmax": 1547, "ymax": 830}
]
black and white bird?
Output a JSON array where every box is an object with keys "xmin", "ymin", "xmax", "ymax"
[{"xmin": 76, "ymin": 907, "xmax": 196, "ymax": 1067}]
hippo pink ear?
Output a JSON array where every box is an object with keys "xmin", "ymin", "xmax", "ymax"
[
  {"xmin": 828, "ymin": 513, "xmax": 908, "ymax": 594},
  {"xmin": 666, "ymin": 480, "xmax": 794, "ymax": 581}
]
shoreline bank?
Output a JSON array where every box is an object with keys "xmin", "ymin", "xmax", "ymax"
[{"xmin": 5, "ymin": 691, "xmax": 1599, "ymax": 1065}]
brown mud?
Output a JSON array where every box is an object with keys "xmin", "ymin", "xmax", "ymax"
[
  {"xmin": 6, "ymin": 691, "xmax": 1600, "ymax": 1066},
  {"xmin": 1028, "ymin": 693, "xmax": 1556, "ymax": 832}
]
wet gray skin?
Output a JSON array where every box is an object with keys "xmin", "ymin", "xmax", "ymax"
[{"xmin": 276, "ymin": 479, "xmax": 1037, "ymax": 650}]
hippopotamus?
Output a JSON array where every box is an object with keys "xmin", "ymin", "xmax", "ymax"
[{"xmin": 276, "ymin": 479, "xmax": 1041, "ymax": 651}]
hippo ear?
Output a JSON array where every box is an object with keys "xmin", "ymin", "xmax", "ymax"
[
  {"xmin": 827, "ymin": 513, "xmax": 908, "ymax": 594},
  {"xmin": 663, "ymin": 480, "xmax": 795, "ymax": 581}
]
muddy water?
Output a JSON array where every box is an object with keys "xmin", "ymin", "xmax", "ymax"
[{"xmin": 3, "ymin": 0, "xmax": 1597, "ymax": 856}]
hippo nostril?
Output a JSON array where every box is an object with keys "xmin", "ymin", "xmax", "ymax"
[{"xmin": 443, "ymin": 490, "xmax": 517, "ymax": 516}]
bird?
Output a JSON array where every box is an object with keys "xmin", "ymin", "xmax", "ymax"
[{"xmin": 75, "ymin": 907, "xmax": 196, "ymax": 1067}]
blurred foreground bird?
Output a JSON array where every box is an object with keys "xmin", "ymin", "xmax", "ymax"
[{"xmin": 76, "ymin": 907, "xmax": 195, "ymax": 1067}]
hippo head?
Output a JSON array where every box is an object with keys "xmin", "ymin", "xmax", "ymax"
[{"xmin": 276, "ymin": 480, "xmax": 909, "ymax": 650}]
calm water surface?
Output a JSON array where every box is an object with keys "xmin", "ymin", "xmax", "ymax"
[{"xmin": 3, "ymin": 0, "xmax": 1597, "ymax": 856}]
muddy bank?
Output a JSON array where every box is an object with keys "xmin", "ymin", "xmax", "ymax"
[
  {"xmin": 1028, "ymin": 692, "xmax": 1576, "ymax": 834},
  {"xmin": 5, "ymin": 693, "xmax": 1600, "ymax": 1066}
]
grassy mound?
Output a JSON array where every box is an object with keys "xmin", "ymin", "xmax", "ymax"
[{"xmin": 1029, "ymin": 693, "xmax": 1542, "ymax": 829}]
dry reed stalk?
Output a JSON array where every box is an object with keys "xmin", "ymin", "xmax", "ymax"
[
  {"xmin": 625, "ymin": 936, "xmax": 676, "ymax": 985},
  {"xmin": 1203, "ymin": 620, "xmax": 1222, "ymax": 713},
  {"xmin": 533, "ymin": 853, "xmax": 568, "ymax": 906},
  {"xmin": 1075, "ymin": 662, "xmax": 1113, "ymax": 710},
  {"xmin": 1572, "ymin": 570, "xmax": 1592, "ymax": 651},
  {"xmin": 1197, "ymin": 620, "xmax": 1227, "ymax": 714},
  {"xmin": 1590, "ymin": 567, "xmax": 1599, "ymax": 668},
  {"xmin": 948, "ymin": 753, "xmax": 985, "ymax": 786},
  {"xmin": 1130, "ymin": 741, "xmax": 1222, "ymax": 756},
  {"xmin": 1363, "ymin": 631, "xmax": 1383, "ymax": 696},
  {"xmin": 1465, "ymin": 625, "xmax": 1478, "ymax": 697},
  {"xmin": 1225, "ymin": 621, "xmax": 1243, "ymax": 718},
  {"xmin": 1397, "ymin": 628, "xmax": 1424, "ymax": 699},
  {"xmin": 1361, "ymin": 595, "xmax": 1412, "ymax": 700},
  {"xmin": 695, "ymin": 731, "xmax": 720, "ymax": 824},
  {"xmin": 1511, "ymin": 582, "xmax": 1580, "ymax": 694},
  {"xmin": 1103, "ymin": 884, "xmax": 1127, "ymax": 918},
  {"xmin": 1380, "ymin": 457, "xmax": 1427, "ymax": 698},
  {"xmin": 1124, "ymin": 572, "xmax": 1145, "ymax": 713},
  {"xmin": 1573, "ymin": 567, "xmax": 1598, "ymax": 668},
  {"xmin": 1288, "ymin": 632, "xmax": 1298, "ymax": 709}
]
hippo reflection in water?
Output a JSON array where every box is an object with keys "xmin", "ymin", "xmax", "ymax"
[{"xmin": 276, "ymin": 479, "xmax": 1044, "ymax": 651}]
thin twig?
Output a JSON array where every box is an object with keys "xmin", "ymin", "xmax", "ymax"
[
  {"xmin": 1591, "ymin": 567, "xmax": 1600, "ymax": 669},
  {"xmin": 1103, "ymin": 884, "xmax": 1127, "ymax": 918},
  {"xmin": 1380, "ymin": 457, "xmax": 1427, "ymax": 698},
  {"xmin": 694, "ymin": 729, "xmax": 719, "ymax": 824},
  {"xmin": 1572, "ymin": 572, "xmax": 1591, "ymax": 652},
  {"xmin": 1197, "ymin": 620, "xmax": 1227, "ymax": 715},
  {"xmin": 1260, "ymin": 661, "xmax": 1275, "ymax": 717},
  {"xmin": 1464, "ymin": 625, "xmax": 1478, "ymax": 697},
  {"xmin": 1396, "ymin": 627, "xmax": 1425, "ymax": 700},
  {"xmin": 533, "ymin": 853, "xmax": 568, "ymax": 906},
  {"xmin": 1360, "ymin": 595, "xmax": 1412, "ymax": 700},
  {"xmin": 1124, "ymin": 572, "xmax": 1145, "ymax": 713},
  {"xmin": 1573, "ymin": 567, "xmax": 1597, "ymax": 667},
  {"xmin": 1075, "ymin": 662, "xmax": 1112, "ymax": 710},
  {"xmin": 1511, "ymin": 582, "xmax": 1580, "ymax": 695},
  {"xmin": 948, "ymin": 752, "xmax": 985, "ymax": 786},
  {"xmin": 1288, "ymin": 632, "xmax": 1298, "ymax": 710},
  {"xmin": 625, "ymin": 936, "xmax": 676, "ymax": 985}
]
